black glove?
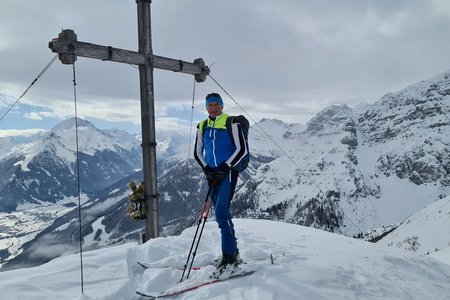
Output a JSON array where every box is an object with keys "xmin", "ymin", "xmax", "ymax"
[
  {"xmin": 203, "ymin": 165, "xmax": 215, "ymax": 185},
  {"xmin": 211, "ymin": 162, "xmax": 229, "ymax": 187},
  {"xmin": 217, "ymin": 162, "xmax": 230, "ymax": 175},
  {"xmin": 203, "ymin": 165, "xmax": 214, "ymax": 175}
]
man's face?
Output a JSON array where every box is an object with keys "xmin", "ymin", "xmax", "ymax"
[{"xmin": 206, "ymin": 102, "xmax": 223, "ymax": 117}]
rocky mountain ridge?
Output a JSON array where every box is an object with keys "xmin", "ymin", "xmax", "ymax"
[
  {"xmin": 0, "ymin": 118, "xmax": 142, "ymax": 212},
  {"xmin": 232, "ymin": 70, "xmax": 450, "ymax": 236}
]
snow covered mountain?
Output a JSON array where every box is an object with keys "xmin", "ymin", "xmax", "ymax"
[
  {"xmin": 0, "ymin": 118, "xmax": 142, "ymax": 212},
  {"xmin": 0, "ymin": 129, "xmax": 46, "ymax": 160},
  {"xmin": 233, "ymin": 70, "xmax": 450, "ymax": 236},
  {"xmin": 0, "ymin": 118, "xmax": 143, "ymax": 267},
  {"xmin": 1, "ymin": 219, "xmax": 449, "ymax": 300}
]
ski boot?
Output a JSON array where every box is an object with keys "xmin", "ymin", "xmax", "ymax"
[{"xmin": 212, "ymin": 251, "xmax": 243, "ymax": 279}]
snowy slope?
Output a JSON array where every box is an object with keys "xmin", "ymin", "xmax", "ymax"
[
  {"xmin": 0, "ymin": 129, "xmax": 45, "ymax": 160},
  {"xmin": 250, "ymin": 118, "xmax": 306, "ymax": 158},
  {"xmin": 377, "ymin": 195, "xmax": 450, "ymax": 255},
  {"xmin": 431, "ymin": 247, "xmax": 450, "ymax": 266},
  {"xmin": 1, "ymin": 219, "xmax": 449, "ymax": 300}
]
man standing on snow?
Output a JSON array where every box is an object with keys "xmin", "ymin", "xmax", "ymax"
[{"xmin": 194, "ymin": 92, "xmax": 249, "ymax": 271}]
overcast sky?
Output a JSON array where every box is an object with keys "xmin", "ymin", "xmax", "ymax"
[{"xmin": 1, "ymin": 0, "xmax": 450, "ymax": 135}]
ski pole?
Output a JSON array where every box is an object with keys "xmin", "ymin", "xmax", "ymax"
[
  {"xmin": 185, "ymin": 175, "xmax": 227, "ymax": 280},
  {"xmin": 185, "ymin": 192, "xmax": 215, "ymax": 280},
  {"xmin": 180, "ymin": 184, "xmax": 213, "ymax": 282}
]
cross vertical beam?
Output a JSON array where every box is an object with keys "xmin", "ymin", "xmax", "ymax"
[
  {"xmin": 49, "ymin": 1, "xmax": 210, "ymax": 241},
  {"xmin": 136, "ymin": 0, "xmax": 159, "ymax": 240}
]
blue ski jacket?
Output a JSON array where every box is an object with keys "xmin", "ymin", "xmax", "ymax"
[{"xmin": 194, "ymin": 113, "xmax": 248, "ymax": 169}]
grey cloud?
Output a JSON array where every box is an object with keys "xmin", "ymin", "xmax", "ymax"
[{"xmin": 1, "ymin": 0, "xmax": 450, "ymax": 127}]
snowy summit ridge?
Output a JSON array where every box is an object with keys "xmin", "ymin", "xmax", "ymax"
[{"xmin": 1, "ymin": 219, "xmax": 449, "ymax": 299}]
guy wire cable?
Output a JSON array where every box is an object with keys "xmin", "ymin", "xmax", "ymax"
[
  {"xmin": 207, "ymin": 73, "xmax": 365, "ymax": 235},
  {"xmin": 187, "ymin": 79, "xmax": 197, "ymax": 162},
  {"xmin": 71, "ymin": 58, "xmax": 85, "ymax": 294},
  {"xmin": 207, "ymin": 74, "xmax": 322, "ymax": 192},
  {"xmin": 0, "ymin": 54, "xmax": 59, "ymax": 123},
  {"xmin": 115, "ymin": 49, "xmax": 139, "ymax": 70}
]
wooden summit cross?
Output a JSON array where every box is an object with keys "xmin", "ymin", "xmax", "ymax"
[{"xmin": 49, "ymin": 0, "xmax": 210, "ymax": 241}]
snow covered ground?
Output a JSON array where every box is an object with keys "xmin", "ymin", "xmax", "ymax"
[
  {"xmin": 378, "ymin": 196, "xmax": 450, "ymax": 255},
  {"xmin": 1, "ymin": 219, "xmax": 449, "ymax": 300}
]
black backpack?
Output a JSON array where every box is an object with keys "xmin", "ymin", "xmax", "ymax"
[{"xmin": 201, "ymin": 115, "xmax": 250, "ymax": 172}]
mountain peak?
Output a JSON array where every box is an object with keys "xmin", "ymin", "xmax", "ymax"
[
  {"xmin": 396, "ymin": 69, "xmax": 450, "ymax": 98},
  {"xmin": 51, "ymin": 117, "xmax": 96, "ymax": 134},
  {"xmin": 358, "ymin": 68, "xmax": 450, "ymax": 145},
  {"xmin": 259, "ymin": 118, "xmax": 285, "ymax": 124},
  {"xmin": 306, "ymin": 104, "xmax": 353, "ymax": 133}
]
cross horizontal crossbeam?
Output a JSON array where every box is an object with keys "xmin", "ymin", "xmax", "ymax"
[{"xmin": 49, "ymin": 29, "xmax": 209, "ymax": 82}]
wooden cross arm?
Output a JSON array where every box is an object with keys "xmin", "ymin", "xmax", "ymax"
[{"xmin": 49, "ymin": 29, "xmax": 210, "ymax": 82}]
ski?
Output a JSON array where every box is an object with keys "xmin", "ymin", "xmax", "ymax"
[
  {"xmin": 136, "ymin": 270, "xmax": 255, "ymax": 299},
  {"xmin": 138, "ymin": 253, "xmax": 274, "ymax": 272},
  {"xmin": 137, "ymin": 261, "xmax": 202, "ymax": 271}
]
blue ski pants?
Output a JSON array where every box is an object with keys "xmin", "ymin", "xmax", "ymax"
[{"xmin": 210, "ymin": 169, "xmax": 239, "ymax": 256}]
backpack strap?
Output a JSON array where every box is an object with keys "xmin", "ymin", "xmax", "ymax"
[
  {"xmin": 200, "ymin": 119, "xmax": 207, "ymax": 134},
  {"xmin": 225, "ymin": 115, "xmax": 250, "ymax": 172},
  {"xmin": 199, "ymin": 119, "xmax": 207, "ymax": 141},
  {"xmin": 226, "ymin": 116, "xmax": 233, "ymax": 128},
  {"xmin": 225, "ymin": 116, "xmax": 235, "ymax": 146}
]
